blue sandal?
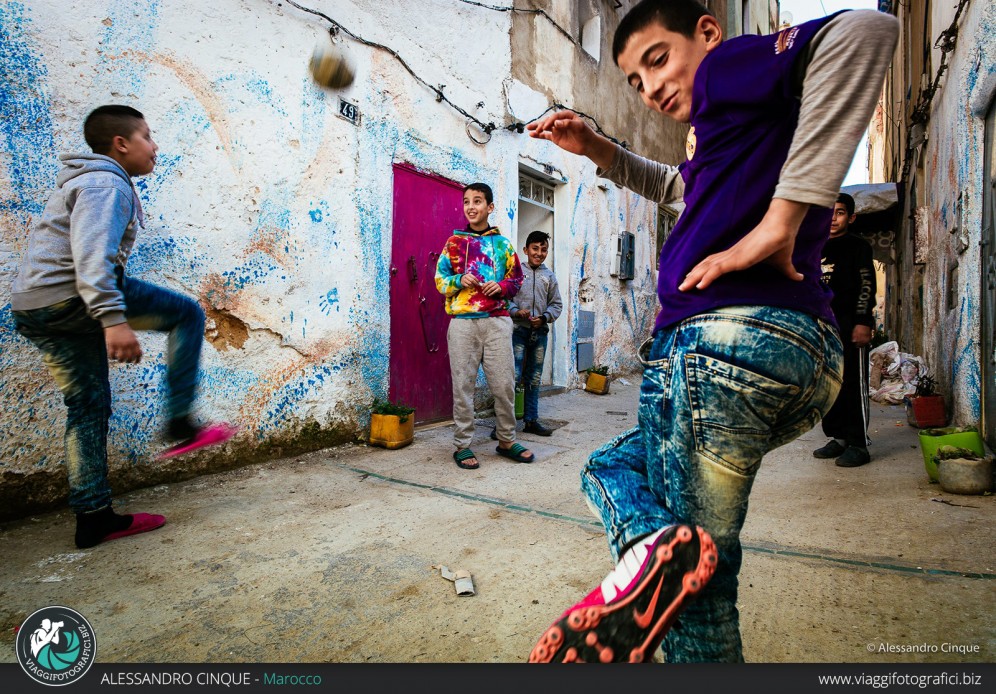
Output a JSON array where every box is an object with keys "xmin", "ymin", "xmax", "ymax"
[
  {"xmin": 453, "ymin": 449, "xmax": 479, "ymax": 469},
  {"xmin": 496, "ymin": 443, "xmax": 534, "ymax": 463}
]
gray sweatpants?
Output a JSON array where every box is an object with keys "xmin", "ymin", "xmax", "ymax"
[{"xmin": 447, "ymin": 316, "xmax": 516, "ymax": 449}]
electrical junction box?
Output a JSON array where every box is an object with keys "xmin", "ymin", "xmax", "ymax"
[{"xmin": 610, "ymin": 232, "xmax": 635, "ymax": 280}]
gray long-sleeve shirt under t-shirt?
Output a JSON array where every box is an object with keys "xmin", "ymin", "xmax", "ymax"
[{"xmin": 598, "ymin": 10, "xmax": 898, "ymax": 210}]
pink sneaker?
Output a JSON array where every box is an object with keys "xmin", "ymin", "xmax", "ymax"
[
  {"xmin": 75, "ymin": 510, "xmax": 166, "ymax": 548},
  {"xmin": 158, "ymin": 423, "xmax": 238, "ymax": 460},
  {"xmin": 102, "ymin": 513, "xmax": 166, "ymax": 543},
  {"xmin": 529, "ymin": 525, "xmax": 718, "ymax": 663}
]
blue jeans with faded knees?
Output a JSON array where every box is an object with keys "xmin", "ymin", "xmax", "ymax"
[
  {"xmin": 581, "ymin": 306, "xmax": 843, "ymax": 662},
  {"xmin": 12, "ymin": 275, "xmax": 205, "ymax": 514},
  {"xmin": 512, "ymin": 325, "xmax": 548, "ymax": 422}
]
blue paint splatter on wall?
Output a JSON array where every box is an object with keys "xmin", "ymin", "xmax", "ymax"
[
  {"xmin": 0, "ymin": 1, "xmax": 57, "ymax": 221},
  {"xmin": 216, "ymin": 73, "xmax": 289, "ymax": 117},
  {"xmin": 135, "ymin": 152, "xmax": 182, "ymax": 194},
  {"xmin": 128, "ymin": 232, "xmax": 205, "ymax": 288},
  {"xmin": 309, "ymin": 208, "xmax": 323, "ymax": 223},
  {"xmin": 952, "ymin": 297, "xmax": 982, "ymax": 419},
  {"xmin": 257, "ymin": 360, "xmax": 347, "ymax": 435},
  {"xmin": 98, "ymin": 0, "xmax": 161, "ymax": 96}
]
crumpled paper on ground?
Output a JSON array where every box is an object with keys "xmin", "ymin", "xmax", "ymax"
[
  {"xmin": 432, "ymin": 565, "xmax": 475, "ymax": 596},
  {"xmin": 869, "ymin": 341, "xmax": 929, "ymax": 405}
]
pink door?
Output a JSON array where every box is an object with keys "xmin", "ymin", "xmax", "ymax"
[{"xmin": 390, "ymin": 163, "xmax": 466, "ymax": 423}]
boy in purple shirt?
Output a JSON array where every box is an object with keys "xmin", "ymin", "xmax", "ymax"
[{"xmin": 526, "ymin": 0, "xmax": 897, "ymax": 663}]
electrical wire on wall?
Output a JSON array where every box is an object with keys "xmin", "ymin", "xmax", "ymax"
[
  {"xmin": 900, "ymin": 0, "xmax": 972, "ymax": 180},
  {"xmin": 454, "ymin": 0, "xmax": 578, "ymax": 46},
  {"xmin": 284, "ymin": 0, "xmax": 625, "ymax": 147}
]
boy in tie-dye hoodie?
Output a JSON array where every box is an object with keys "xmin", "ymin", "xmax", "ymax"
[{"xmin": 434, "ymin": 182, "xmax": 533, "ymax": 470}]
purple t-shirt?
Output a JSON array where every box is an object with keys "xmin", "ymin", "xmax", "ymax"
[{"xmin": 655, "ymin": 15, "xmax": 839, "ymax": 333}]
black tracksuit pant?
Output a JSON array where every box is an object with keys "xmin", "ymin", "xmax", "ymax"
[{"xmin": 821, "ymin": 322, "xmax": 869, "ymax": 448}]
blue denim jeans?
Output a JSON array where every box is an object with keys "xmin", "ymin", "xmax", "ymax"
[
  {"xmin": 13, "ymin": 274, "xmax": 205, "ymax": 514},
  {"xmin": 512, "ymin": 325, "xmax": 548, "ymax": 422},
  {"xmin": 581, "ymin": 306, "xmax": 843, "ymax": 662}
]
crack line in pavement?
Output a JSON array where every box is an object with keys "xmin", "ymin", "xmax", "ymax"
[{"xmin": 341, "ymin": 465, "xmax": 996, "ymax": 582}]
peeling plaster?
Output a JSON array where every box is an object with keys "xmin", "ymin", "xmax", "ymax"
[{"xmin": 0, "ymin": 0, "xmax": 669, "ymax": 515}]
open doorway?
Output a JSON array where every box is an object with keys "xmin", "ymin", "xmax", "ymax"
[{"xmin": 517, "ymin": 171, "xmax": 557, "ymax": 387}]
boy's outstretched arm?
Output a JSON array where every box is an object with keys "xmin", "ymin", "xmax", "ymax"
[
  {"xmin": 527, "ymin": 111, "xmax": 617, "ymax": 168},
  {"xmin": 528, "ymin": 111, "xmax": 683, "ymax": 205},
  {"xmin": 682, "ymin": 9, "xmax": 899, "ymax": 290}
]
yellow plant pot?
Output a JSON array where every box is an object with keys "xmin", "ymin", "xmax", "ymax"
[
  {"xmin": 369, "ymin": 413, "xmax": 414, "ymax": 449},
  {"xmin": 585, "ymin": 372, "xmax": 610, "ymax": 395}
]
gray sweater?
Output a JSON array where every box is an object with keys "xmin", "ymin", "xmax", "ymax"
[
  {"xmin": 11, "ymin": 153, "xmax": 144, "ymax": 327},
  {"xmin": 508, "ymin": 262, "xmax": 563, "ymax": 329}
]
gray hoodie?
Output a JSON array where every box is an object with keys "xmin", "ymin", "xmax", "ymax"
[
  {"xmin": 508, "ymin": 262, "xmax": 562, "ymax": 331},
  {"xmin": 11, "ymin": 153, "xmax": 144, "ymax": 327}
]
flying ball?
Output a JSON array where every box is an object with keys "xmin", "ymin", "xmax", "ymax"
[{"xmin": 309, "ymin": 46, "xmax": 355, "ymax": 90}]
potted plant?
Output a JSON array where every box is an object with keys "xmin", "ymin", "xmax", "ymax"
[
  {"xmin": 906, "ymin": 376, "xmax": 946, "ymax": 428},
  {"xmin": 918, "ymin": 425, "xmax": 985, "ymax": 482},
  {"xmin": 369, "ymin": 398, "xmax": 415, "ymax": 449},
  {"xmin": 933, "ymin": 445, "xmax": 993, "ymax": 494},
  {"xmin": 584, "ymin": 365, "xmax": 610, "ymax": 395}
]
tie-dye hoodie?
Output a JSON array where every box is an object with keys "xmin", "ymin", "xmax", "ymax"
[{"xmin": 435, "ymin": 226, "xmax": 523, "ymax": 318}]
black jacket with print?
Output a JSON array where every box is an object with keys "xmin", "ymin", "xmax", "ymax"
[{"xmin": 821, "ymin": 232, "xmax": 876, "ymax": 332}]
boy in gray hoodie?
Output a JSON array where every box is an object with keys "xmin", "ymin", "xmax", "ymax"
[
  {"xmin": 10, "ymin": 105, "xmax": 234, "ymax": 549},
  {"xmin": 508, "ymin": 231, "xmax": 563, "ymax": 435}
]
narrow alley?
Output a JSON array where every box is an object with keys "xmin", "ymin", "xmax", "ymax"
[{"xmin": 1, "ymin": 382, "xmax": 992, "ymax": 663}]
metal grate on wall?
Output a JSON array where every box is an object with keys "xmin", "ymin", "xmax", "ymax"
[
  {"xmin": 576, "ymin": 309, "xmax": 595, "ymax": 372},
  {"xmin": 519, "ymin": 174, "xmax": 555, "ymax": 210}
]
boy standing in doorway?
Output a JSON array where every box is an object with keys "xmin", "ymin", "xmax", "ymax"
[{"xmin": 508, "ymin": 231, "xmax": 562, "ymax": 436}]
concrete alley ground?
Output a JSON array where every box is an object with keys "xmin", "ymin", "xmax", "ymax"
[{"xmin": 1, "ymin": 381, "xmax": 993, "ymax": 664}]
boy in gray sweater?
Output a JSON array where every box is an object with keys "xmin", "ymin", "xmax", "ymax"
[
  {"xmin": 11, "ymin": 105, "xmax": 234, "ymax": 549},
  {"xmin": 508, "ymin": 231, "xmax": 562, "ymax": 435}
]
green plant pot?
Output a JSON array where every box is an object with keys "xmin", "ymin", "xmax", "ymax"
[
  {"xmin": 514, "ymin": 388, "xmax": 524, "ymax": 420},
  {"xmin": 919, "ymin": 428, "xmax": 984, "ymax": 482}
]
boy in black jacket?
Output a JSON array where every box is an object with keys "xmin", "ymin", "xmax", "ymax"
[{"xmin": 813, "ymin": 193, "xmax": 876, "ymax": 467}]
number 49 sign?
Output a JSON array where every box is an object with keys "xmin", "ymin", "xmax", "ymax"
[{"xmin": 338, "ymin": 97, "xmax": 361, "ymax": 126}]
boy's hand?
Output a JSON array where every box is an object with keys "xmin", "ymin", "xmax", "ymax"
[
  {"xmin": 514, "ymin": 309, "xmax": 531, "ymax": 319},
  {"xmin": 679, "ymin": 199, "xmax": 810, "ymax": 292},
  {"xmin": 460, "ymin": 274, "xmax": 481, "ymax": 289},
  {"xmin": 527, "ymin": 110, "xmax": 616, "ymax": 169},
  {"xmin": 852, "ymin": 325, "xmax": 872, "ymax": 348},
  {"xmin": 480, "ymin": 281, "xmax": 502, "ymax": 297},
  {"xmin": 529, "ymin": 315, "xmax": 545, "ymax": 328},
  {"xmin": 105, "ymin": 323, "xmax": 143, "ymax": 363}
]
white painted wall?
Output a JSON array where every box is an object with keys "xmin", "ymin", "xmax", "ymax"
[
  {"xmin": 918, "ymin": 0, "xmax": 996, "ymax": 425},
  {"xmin": 0, "ymin": 0, "xmax": 662, "ymax": 513}
]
